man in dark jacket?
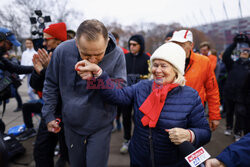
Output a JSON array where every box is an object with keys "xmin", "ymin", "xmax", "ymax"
[
  {"xmin": 20, "ymin": 22, "xmax": 69, "ymax": 167},
  {"xmin": 223, "ymin": 34, "xmax": 250, "ymax": 141},
  {"xmin": 0, "ymin": 28, "xmax": 33, "ymax": 133},
  {"xmin": 0, "ymin": 28, "xmax": 33, "ymax": 74},
  {"xmin": 119, "ymin": 34, "xmax": 149, "ymax": 154},
  {"xmin": 42, "ymin": 19, "xmax": 127, "ymax": 167}
]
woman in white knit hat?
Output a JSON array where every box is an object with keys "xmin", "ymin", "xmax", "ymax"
[{"xmin": 75, "ymin": 42, "xmax": 211, "ymax": 166}]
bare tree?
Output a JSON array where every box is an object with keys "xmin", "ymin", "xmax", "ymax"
[{"xmin": 0, "ymin": 0, "xmax": 83, "ymax": 39}]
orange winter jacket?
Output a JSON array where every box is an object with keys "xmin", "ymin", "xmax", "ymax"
[
  {"xmin": 185, "ymin": 51, "xmax": 221, "ymax": 120},
  {"xmin": 208, "ymin": 54, "xmax": 218, "ymax": 71}
]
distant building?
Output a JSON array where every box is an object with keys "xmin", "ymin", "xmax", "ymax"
[{"xmin": 194, "ymin": 16, "xmax": 250, "ymax": 51}]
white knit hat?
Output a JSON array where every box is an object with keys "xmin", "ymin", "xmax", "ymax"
[
  {"xmin": 150, "ymin": 42, "xmax": 186, "ymax": 75},
  {"xmin": 169, "ymin": 30, "xmax": 193, "ymax": 43}
]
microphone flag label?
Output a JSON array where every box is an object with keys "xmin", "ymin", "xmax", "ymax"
[{"xmin": 185, "ymin": 147, "xmax": 210, "ymax": 167}]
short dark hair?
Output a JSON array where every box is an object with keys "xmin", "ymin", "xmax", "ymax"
[
  {"xmin": 111, "ymin": 32, "xmax": 119, "ymax": 40},
  {"xmin": 200, "ymin": 41, "xmax": 210, "ymax": 49},
  {"xmin": 76, "ymin": 19, "xmax": 108, "ymax": 41}
]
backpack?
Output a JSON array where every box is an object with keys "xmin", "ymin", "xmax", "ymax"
[{"xmin": 1, "ymin": 133, "xmax": 26, "ymax": 160}]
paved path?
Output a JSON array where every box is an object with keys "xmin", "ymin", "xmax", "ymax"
[{"xmin": 2, "ymin": 81, "xmax": 235, "ymax": 167}]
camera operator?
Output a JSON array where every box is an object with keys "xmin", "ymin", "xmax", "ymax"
[
  {"xmin": 222, "ymin": 33, "xmax": 250, "ymax": 141},
  {"xmin": 0, "ymin": 27, "xmax": 33, "ymax": 74}
]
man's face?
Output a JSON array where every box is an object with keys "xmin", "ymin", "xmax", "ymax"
[
  {"xmin": 239, "ymin": 49, "xmax": 250, "ymax": 59},
  {"xmin": 129, "ymin": 40, "xmax": 140, "ymax": 55},
  {"xmin": 0, "ymin": 40, "xmax": 13, "ymax": 51},
  {"xmin": 200, "ymin": 46, "xmax": 209, "ymax": 56},
  {"xmin": 76, "ymin": 34, "xmax": 108, "ymax": 64},
  {"xmin": 43, "ymin": 38, "xmax": 61, "ymax": 51},
  {"xmin": 25, "ymin": 40, "xmax": 33, "ymax": 49},
  {"xmin": 173, "ymin": 41, "xmax": 192, "ymax": 58}
]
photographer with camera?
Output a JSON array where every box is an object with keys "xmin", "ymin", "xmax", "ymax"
[
  {"xmin": 0, "ymin": 28, "xmax": 34, "ymax": 74},
  {"xmin": 0, "ymin": 27, "xmax": 34, "ymax": 131},
  {"xmin": 223, "ymin": 33, "xmax": 250, "ymax": 141}
]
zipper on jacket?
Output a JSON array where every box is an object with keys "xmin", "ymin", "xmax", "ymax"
[{"xmin": 149, "ymin": 128, "xmax": 155, "ymax": 167}]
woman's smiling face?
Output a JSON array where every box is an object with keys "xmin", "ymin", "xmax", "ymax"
[{"xmin": 151, "ymin": 59, "xmax": 176, "ymax": 85}]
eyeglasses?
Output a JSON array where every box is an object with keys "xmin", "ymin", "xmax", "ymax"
[
  {"xmin": 43, "ymin": 37, "xmax": 55, "ymax": 42},
  {"xmin": 129, "ymin": 43, "xmax": 139, "ymax": 47}
]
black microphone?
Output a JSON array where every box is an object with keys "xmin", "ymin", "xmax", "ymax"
[{"xmin": 178, "ymin": 141, "xmax": 207, "ymax": 167}]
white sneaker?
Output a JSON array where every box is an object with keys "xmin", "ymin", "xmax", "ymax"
[
  {"xmin": 224, "ymin": 129, "xmax": 232, "ymax": 136},
  {"xmin": 120, "ymin": 140, "xmax": 130, "ymax": 154}
]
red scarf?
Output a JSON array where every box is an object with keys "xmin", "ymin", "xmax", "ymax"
[{"xmin": 139, "ymin": 82, "xmax": 179, "ymax": 128}]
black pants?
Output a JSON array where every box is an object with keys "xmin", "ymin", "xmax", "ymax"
[
  {"xmin": 14, "ymin": 88, "xmax": 22, "ymax": 109},
  {"xmin": 34, "ymin": 119, "xmax": 68, "ymax": 167},
  {"xmin": 224, "ymin": 98, "xmax": 246, "ymax": 134},
  {"xmin": 22, "ymin": 101, "xmax": 43, "ymax": 129},
  {"xmin": 119, "ymin": 104, "xmax": 133, "ymax": 140}
]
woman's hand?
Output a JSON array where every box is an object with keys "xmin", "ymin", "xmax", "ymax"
[
  {"xmin": 75, "ymin": 60, "xmax": 101, "ymax": 80},
  {"xmin": 165, "ymin": 128, "xmax": 191, "ymax": 145}
]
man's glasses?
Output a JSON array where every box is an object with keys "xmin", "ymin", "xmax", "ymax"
[
  {"xmin": 43, "ymin": 37, "xmax": 55, "ymax": 42},
  {"xmin": 129, "ymin": 43, "xmax": 138, "ymax": 47}
]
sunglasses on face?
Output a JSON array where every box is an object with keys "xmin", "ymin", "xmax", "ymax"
[{"xmin": 129, "ymin": 43, "xmax": 139, "ymax": 47}]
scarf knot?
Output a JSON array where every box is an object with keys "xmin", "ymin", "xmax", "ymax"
[{"xmin": 139, "ymin": 82, "xmax": 179, "ymax": 128}]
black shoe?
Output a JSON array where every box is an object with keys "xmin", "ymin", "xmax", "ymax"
[
  {"xmin": 17, "ymin": 128, "xmax": 36, "ymax": 141},
  {"xmin": 13, "ymin": 108, "xmax": 22, "ymax": 112},
  {"xmin": 55, "ymin": 157, "xmax": 67, "ymax": 167}
]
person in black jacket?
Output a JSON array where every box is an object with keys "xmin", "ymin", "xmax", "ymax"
[
  {"xmin": 18, "ymin": 23, "xmax": 69, "ymax": 167},
  {"xmin": 223, "ymin": 33, "xmax": 250, "ymax": 141},
  {"xmin": 0, "ymin": 28, "xmax": 33, "ymax": 74},
  {"xmin": 119, "ymin": 34, "xmax": 150, "ymax": 154},
  {"xmin": 0, "ymin": 27, "xmax": 33, "ymax": 134}
]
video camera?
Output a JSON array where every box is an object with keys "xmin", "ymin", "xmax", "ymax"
[
  {"xmin": 29, "ymin": 10, "xmax": 51, "ymax": 50},
  {"xmin": 233, "ymin": 32, "xmax": 250, "ymax": 44}
]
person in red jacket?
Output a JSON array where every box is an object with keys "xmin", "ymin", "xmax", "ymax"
[{"xmin": 169, "ymin": 30, "xmax": 221, "ymax": 131}]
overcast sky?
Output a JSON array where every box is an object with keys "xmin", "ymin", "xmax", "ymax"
[
  {"xmin": 69, "ymin": 0, "xmax": 250, "ymax": 28},
  {"xmin": 1, "ymin": 0, "xmax": 250, "ymax": 30}
]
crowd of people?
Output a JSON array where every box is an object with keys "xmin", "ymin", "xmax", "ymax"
[{"xmin": 0, "ymin": 18, "xmax": 249, "ymax": 167}]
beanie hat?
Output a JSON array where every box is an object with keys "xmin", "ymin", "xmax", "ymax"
[
  {"xmin": 150, "ymin": 42, "xmax": 186, "ymax": 75},
  {"xmin": 43, "ymin": 22, "xmax": 67, "ymax": 41},
  {"xmin": 128, "ymin": 34, "xmax": 145, "ymax": 55},
  {"xmin": 169, "ymin": 30, "xmax": 193, "ymax": 43}
]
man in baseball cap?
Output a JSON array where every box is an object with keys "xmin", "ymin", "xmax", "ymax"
[
  {"xmin": 169, "ymin": 29, "xmax": 221, "ymax": 131},
  {"xmin": 0, "ymin": 27, "xmax": 21, "ymax": 47},
  {"xmin": 0, "ymin": 28, "xmax": 21, "ymax": 55}
]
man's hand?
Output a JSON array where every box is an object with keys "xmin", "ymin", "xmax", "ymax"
[
  {"xmin": 209, "ymin": 120, "xmax": 220, "ymax": 131},
  {"xmin": 205, "ymin": 158, "xmax": 225, "ymax": 167},
  {"xmin": 32, "ymin": 54, "xmax": 43, "ymax": 75},
  {"xmin": 165, "ymin": 128, "xmax": 191, "ymax": 145},
  {"xmin": 37, "ymin": 48, "xmax": 52, "ymax": 68},
  {"xmin": 47, "ymin": 120, "xmax": 61, "ymax": 133}
]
